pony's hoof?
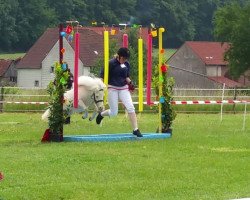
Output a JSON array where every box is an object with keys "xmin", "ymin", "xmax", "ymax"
[
  {"xmin": 82, "ymin": 116, "xmax": 87, "ymax": 120},
  {"xmin": 89, "ymin": 117, "xmax": 93, "ymax": 121}
]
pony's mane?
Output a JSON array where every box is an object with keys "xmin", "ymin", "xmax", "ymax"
[{"xmin": 78, "ymin": 76, "xmax": 105, "ymax": 90}]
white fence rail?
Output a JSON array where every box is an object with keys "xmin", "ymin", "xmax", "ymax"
[{"xmin": 0, "ymin": 87, "xmax": 250, "ymax": 113}]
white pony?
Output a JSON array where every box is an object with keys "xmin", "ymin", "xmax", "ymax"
[{"xmin": 42, "ymin": 76, "xmax": 106, "ymax": 121}]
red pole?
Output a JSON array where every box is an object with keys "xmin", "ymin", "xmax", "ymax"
[
  {"xmin": 74, "ymin": 32, "xmax": 79, "ymax": 108},
  {"xmin": 123, "ymin": 34, "xmax": 128, "ymax": 48},
  {"xmin": 59, "ymin": 24, "xmax": 63, "ymax": 64}
]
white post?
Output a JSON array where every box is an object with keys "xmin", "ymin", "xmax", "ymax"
[
  {"xmin": 242, "ymin": 103, "xmax": 247, "ymax": 131},
  {"xmin": 220, "ymin": 83, "xmax": 226, "ymax": 122}
]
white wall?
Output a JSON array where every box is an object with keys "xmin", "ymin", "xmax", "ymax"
[
  {"xmin": 17, "ymin": 38, "xmax": 90, "ymax": 88},
  {"xmin": 17, "ymin": 69, "xmax": 42, "ymax": 88},
  {"xmin": 41, "ymin": 38, "xmax": 89, "ymax": 88},
  {"xmin": 206, "ymin": 66, "xmax": 221, "ymax": 77}
]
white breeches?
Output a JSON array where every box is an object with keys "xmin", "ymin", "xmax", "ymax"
[{"xmin": 107, "ymin": 86, "xmax": 135, "ymax": 117}]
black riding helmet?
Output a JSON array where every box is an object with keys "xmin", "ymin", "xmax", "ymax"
[{"xmin": 117, "ymin": 47, "xmax": 130, "ymax": 59}]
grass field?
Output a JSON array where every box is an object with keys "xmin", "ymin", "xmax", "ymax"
[
  {"xmin": 0, "ymin": 113, "xmax": 249, "ymax": 200},
  {"xmin": 0, "ymin": 53, "xmax": 25, "ymax": 60},
  {"xmin": 0, "ymin": 48, "xmax": 175, "ymax": 60},
  {"xmin": 153, "ymin": 48, "xmax": 176, "ymax": 60}
]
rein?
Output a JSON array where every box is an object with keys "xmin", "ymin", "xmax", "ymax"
[{"xmin": 92, "ymin": 89, "xmax": 104, "ymax": 104}]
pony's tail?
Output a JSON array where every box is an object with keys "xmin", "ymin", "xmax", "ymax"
[{"xmin": 42, "ymin": 109, "xmax": 50, "ymax": 121}]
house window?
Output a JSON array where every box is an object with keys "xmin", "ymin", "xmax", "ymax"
[
  {"xmin": 50, "ymin": 66, "xmax": 54, "ymax": 73},
  {"xmin": 34, "ymin": 80, "xmax": 39, "ymax": 87}
]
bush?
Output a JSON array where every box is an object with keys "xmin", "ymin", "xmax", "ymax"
[
  {"xmin": 152, "ymin": 63, "xmax": 176, "ymax": 132},
  {"xmin": 47, "ymin": 62, "xmax": 69, "ymax": 138}
]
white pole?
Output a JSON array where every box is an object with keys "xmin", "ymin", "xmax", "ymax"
[
  {"xmin": 242, "ymin": 103, "xmax": 247, "ymax": 131},
  {"xmin": 220, "ymin": 83, "xmax": 226, "ymax": 122}
]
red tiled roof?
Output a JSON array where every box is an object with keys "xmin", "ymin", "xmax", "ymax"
[
  {"xmin": 83, "ymin": 26, "xmax": 149, "ymax": 43},
  {"xmin": 16, "ymin": 27, "xmax": 106, "ymax": 68},
  {"xmin": 0, "ymin": 59, "xmax": 12, "ymax": 76},
  {"xmin": 16, "ymin": 28, "xmax": 58, "ymax": 69},
  {"xmin": 208, "ymin": 76, "xmax": 243, "ymax": 87},
  {"xmin": 72, "ymin": 28, "xmax": 104, "ymax": 67},
  {"xmin": 16, "ymin": 27, "xmax": 149, "ymax": 69},
  {"xmin": 186, "ymin": 41, "xmax": 230, "ymax": 65}
]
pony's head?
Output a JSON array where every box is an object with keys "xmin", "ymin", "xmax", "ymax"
[
  {"xmin": 92, "ymin": 87, "xmax": 104, "ymax": 112},
  {"xmin": 92, "ymin": 78, "xmax": 106, "ymax": 112},
  {"xmin": 78, "ymin": 76, "xmax": 106, "ymax": 112}
]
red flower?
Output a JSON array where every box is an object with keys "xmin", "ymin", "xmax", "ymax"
[
  {"xmin": 65, "ymin": 25, "xmax": 73, "ymax": 34},
  {"xmin": 0, "ymin": 172, "xmax": 4, "ymax": 181},
  {"xmin": 161, "ymin": 64, "xmax": 168, "ymax": 73}
]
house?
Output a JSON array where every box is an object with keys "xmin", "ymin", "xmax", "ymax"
[
  {"xmin": 168, "ymin": 41, "xmax": 249, "ymax": 88},
  {"xmin": 16, "ymin": 26, "xmax": 149, "ymax": 88},
  {"xmin": 16, "ymin": 28, "xmax": 103, "ymax": 88},
  {"xmin": 0, "ymin": 59, "xmax": 19, "ymax": 86}
]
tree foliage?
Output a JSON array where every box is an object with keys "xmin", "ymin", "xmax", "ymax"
[
  {"xmin": 47, "ymin": 62, "xmax": 69, "ymax": 141},
  {"xmin": 91, "ymin": 27, "xmax": 147, "ymax": 84},
  {"xmin": 0, "ymin": 0, "xmax": 19, "ymax": 51},
  {"xmin": 0, "ymin": 0, "xmax": 248, "ymax": 51},
  {"xmin": 213, "ymin": 1, "xmax": 250, "ymax": 78}
]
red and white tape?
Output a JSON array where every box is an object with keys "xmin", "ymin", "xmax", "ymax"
[
  {"xmin": 171, "ymin": 100, "xmax": 250, "ymax": 105},
  {"xmin": 3, "ymin": 101, "xmax": 49, "ymax": 105},
  {"xmin": 138, "ymin": 100, "xmax": 250, "ymax": 105},
  {"xmin": 1, "ymin": 100, "xmax": 250, "ymax": 106}
]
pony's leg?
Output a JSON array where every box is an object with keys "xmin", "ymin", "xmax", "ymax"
[
  {"xmin": 82, "ymin": 110, "xmax": 88, "ymax": 119},
  {"xmin": 89, "ymin": 111, "xmax": 97, "ymax": 121},
  {"xmin": 78, "ymin": 99, "xmax": 88, "ymax": 119},
  {"xmin": 89, "ymin": 104, "xmax": 99, "ymax": 121}
]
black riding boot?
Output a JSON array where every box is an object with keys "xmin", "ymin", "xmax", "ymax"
[{"xmin": 65, "ymin": 117, "xmax": 71, "ymax": 124}]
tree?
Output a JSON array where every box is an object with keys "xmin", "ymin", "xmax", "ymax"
[
  {"xmin": 193, "ymin": 0, "xmax": 220, "ymax": 41},
  {"xmin": 135, "ymin": 0, "xmax": 198, "ymax": 47},
  {"xmin": 91, "ymin": 38, "xmax": 119, "ymax": 76},
  {"xmin": 91, "ymin": 27, "xmax": 147, "ymax": 84},
  {"xmin": 46, "ymin": 0, "xmax": 88, "ymax": 24},
  {"xmin": 127, "ymin": 27, "xmax": 145, "ymax": 84},
  {"xmin": 13, "ymin": 0, "xmax": 56, "ymax": 51},
  {"xmin": 213, "ymin": 2, "xmax": 250, "ymax": 78},
  {"xmin": 0, "ymin": 0, "xmax": 19, "ymax": 51},
  {"xmin": 84, "ymin": 0, "xmax": 136, "ymax": 25},
  {"xmin": 1, "ymin": 0, "xmax": 247, "ymax": 52}
]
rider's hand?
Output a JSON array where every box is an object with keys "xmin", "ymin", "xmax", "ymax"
[{"xmin": 128, "ymin": 81, "xmax": 135, "ymax": 92}]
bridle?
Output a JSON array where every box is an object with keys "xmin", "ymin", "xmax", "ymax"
[{"xmin": 92, "ymin": 88, "xmax": 104, "ymax": 105}]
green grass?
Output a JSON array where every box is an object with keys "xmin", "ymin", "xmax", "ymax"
[
  {"xmin": 165, "ymin": 48, "xmax": 176, "ymax": 59},
  {"xmin": 0, "ymin": 49, "xmax": 175, "ymax": 61},
  {"xmin": 0, "ymin": 53, "xmax": 25, "ymax": 60},
  {"xmin": 0, "ymin": 48, "xmax": 175, "ymax": 60},
  {"xmin": 153, "ymin": 48, "xmax": 176, "ymax": 60},
  {"xmin": 0, "ymin": 113, "xmax": 249, "ymax": 200}
]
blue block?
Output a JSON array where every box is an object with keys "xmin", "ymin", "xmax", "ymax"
[{"xmin": 63, "ymin": 133, "xmax": 171, "ymax": 142}]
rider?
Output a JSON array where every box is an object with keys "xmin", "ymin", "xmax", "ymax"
[{"xmin": 96, "ymin": 47, "xmax": 143, "ymax": 137}]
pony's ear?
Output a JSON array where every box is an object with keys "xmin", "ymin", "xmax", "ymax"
[{"xmin": 102, "ymin": 82, "xmax": 107, "ymax": 89}]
